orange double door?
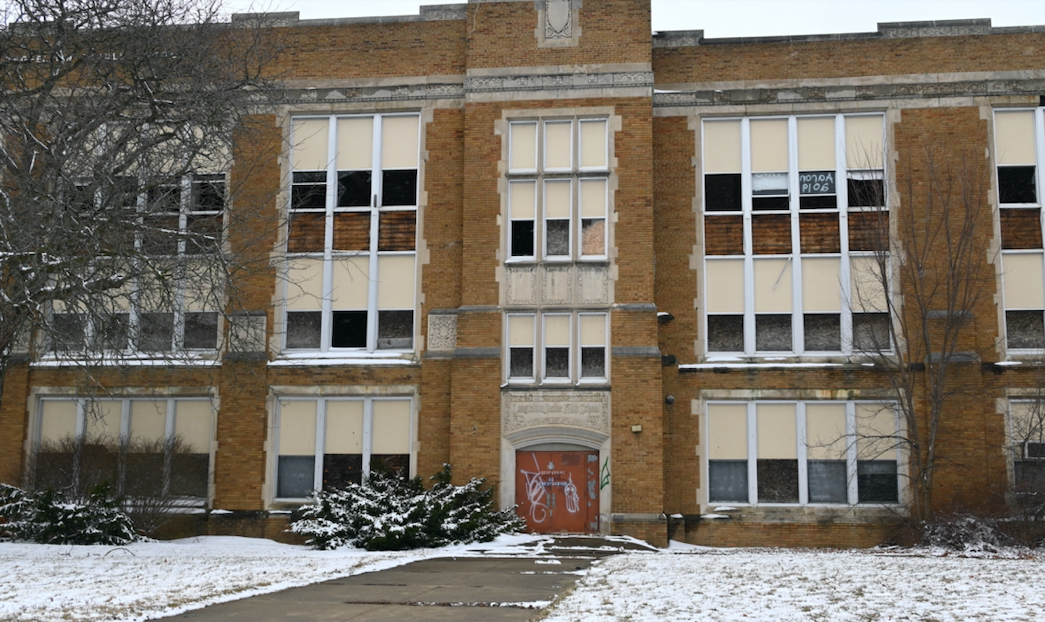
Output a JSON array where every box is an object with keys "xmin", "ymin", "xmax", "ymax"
[{"xmin": 514, "ymin": 450, "xmax": 599, "ymax": 533}]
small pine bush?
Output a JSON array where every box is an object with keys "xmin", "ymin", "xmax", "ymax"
[
  {"xmin": 0, "ymin": 482, "xmax": 138, "ymax": 545},
  {"xmin": 291, "ymin": 464, "xmax": 524, "ymax": 550}
]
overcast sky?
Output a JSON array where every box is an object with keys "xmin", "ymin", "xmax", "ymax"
[{"xmin": 223, "ymin": 0, "xmax": 1045, "ymax": 38}]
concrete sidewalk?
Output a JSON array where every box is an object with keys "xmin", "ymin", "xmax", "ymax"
[{"xmin": 156, "ymin": 537, "xmax": 652, "ymax": 621}]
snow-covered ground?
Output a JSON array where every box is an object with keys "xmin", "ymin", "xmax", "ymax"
[
  {"xmin": 4, "ymin": 535, "xmax": 1045, "ymax": 622},
  {"xmin": 0, "ymin": 534, "xmax": 542, "ymax": 622},
  {"xmin": 542, "ymin": 541, "xmax": 1045, "ymax": 622}
]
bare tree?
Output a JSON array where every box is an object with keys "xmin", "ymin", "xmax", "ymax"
[
  {"xmin": 0, "ymin": 0, "xmax": 278, "ymax": 376},
  {"xmin": 850, "ymin": 146, "xmax": 995, "ymax": 522}
]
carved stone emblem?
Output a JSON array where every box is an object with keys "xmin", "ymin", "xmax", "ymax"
[{"xmin": 545, "ymin": 0, "xmax": 572, "ymax": 39}]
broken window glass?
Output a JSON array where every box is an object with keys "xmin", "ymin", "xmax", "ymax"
[
  {"xmin": 377, "ymin": 310, "xmax": 412, "ymax": 349},
  {"xmin": 545, "ymin": 347, "xmax": 569, "ymax": 378},
  {"xmin": 1006, "ymin": 310, "xmax": 1045, "ymax": 349},
  {"xmin": 804, "ymin": 314, "xmax": 841, "ymax": 351},
  {"xmin": 286, "ymin": 311, "xmax": 322, "ymax": 349},
  {"xmin": 581, "ymin": 346, "xmax": 605, "ymax": 378},
  {"xmin": 707, "ymin": 315, "xmax": 744, "ymax": 352},
  {"xmin": 337, "ymin": 171, "xmax": 371, "ymax": 207},
  {"xmin": 510, "ymin": 347, "xmax": 534, "ymax": 378},
  {"xmin": 755, "ymin": 314, "xmax": 792, "ymax": 351},
  {"xmin": 853, "ymin": 313, "xmax": 890, "ymax": 351},
  {"xmin": 545, "ymin": 219, "xmax": 569, "ymax": 256},
  {"xmin": 757, "ymin": 459, "xmax": 799, "ymax": 503}
]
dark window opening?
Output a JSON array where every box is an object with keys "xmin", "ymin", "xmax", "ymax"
[
  {"xmin": 322, "ymin": 454, "xmax": 363, "ymax": 490},
  {"xmin": 999, "ymin": 166, "xmax": 1037, "ymax": 204},
  {"xmin": 847, "ymin": 177, "xmax": 884, "ymax": 208},
  {"xmin": 93, "ymin": 313, "xmax": 130, "ymax": 351},
  {"xmin": 170, "ymin": 453, "xmax": 209, "ymax": 497},
  {"xmin": 511, "ymin": 220, "xmax": 535, "ymax": 257},
  {"xmin": 192, "ymin": 175, "xmax": 225, "ymax": 211},
  {"xmin": 184, "ymin": 312, "xmax": 218, "ymax": 349},
  {"xmin": 381, "ymin": 170, "xmax": 417, "ymax": 206},
  {"xmin": 752, "ymin": 195, "xmax": 789, "ymax": 211},
  {"xmin": 705, "ymin": 174, "xmax": 742, "ymax": 212},
  {"xmin": 292, "ymin": 172, "xmax": 327, "ymax": 210},
  {"xmin": 332, "ymin": 311, "xmax": 368, "ymax": 348},
  {"xmin": 853, "ymin": 313, "xmax": 891, "ymax": 351},
  {"xmin": 52, "ymin": 313, "xmax": 86, "ymax": 351},
  {"xmin": 857, "ymin": 460, "xmax": 898, "ymax": 503},
  {"xmin": 337, "ymin": 171, "xmax": 371, "ymax": 207},
  {"xmin": 138, "ymin": 313, "xmax": 174, "ymax": 352}
]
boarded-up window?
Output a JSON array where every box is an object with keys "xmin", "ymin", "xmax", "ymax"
[{"xmin": 705, "ymin": 216, "xmax": 744, "ymax": 256}]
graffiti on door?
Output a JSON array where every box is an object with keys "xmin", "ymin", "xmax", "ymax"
[{"xmin": 515, "ymin": 450, "xmax": 598, "ymax": 533}]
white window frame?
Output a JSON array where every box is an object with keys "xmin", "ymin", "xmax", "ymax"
[
  {"xmin": 704, "ymin": 400, "xmax": 902, "ymax": 507},
  {"xmin": 702, "ymin": 113, "xmax": 889, "ymax": 357},
  {"xmin": 506, "ymin": 117, "xmax": 610, "ymax": 263},
  {"xmin": 504, "ymin": 311, "xmax": 608, "ymax": 385},
  {"xmin": 48, "ymin": 173, "xmax": 227, "ymax": 356},
  {"xmin": 283, "ymin": 113, "xmax": 419, "ymax": 355},
  {"xmin": 273, "ymin": 396, "xmax": 414, "ymax": 502},
  {"xmin": 34, "ymin": 396, "xmax": 213, "ymax": 502},
  {"xmin": 997, "ymin": 108, "xmax": 1045, "ymax": 354}
]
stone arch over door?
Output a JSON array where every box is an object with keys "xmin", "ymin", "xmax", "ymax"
[{"xmin": 501, "ymin": 391, "xmax": 611, "ymax": 533}]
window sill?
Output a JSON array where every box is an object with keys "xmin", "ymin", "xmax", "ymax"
[
  {"xmin": 32, "ymin": 353, "xmax": 222, "ymax": 367},
  {"xmin": 271, "ymin": 351, "xmax": 419, "ymax": 366}
]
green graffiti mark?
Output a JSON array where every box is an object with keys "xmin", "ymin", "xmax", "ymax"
[{"xmin": 600, "ymin": 456, "xmax": 610, "ymax": 490}]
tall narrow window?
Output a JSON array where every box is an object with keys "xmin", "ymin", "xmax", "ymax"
[
  {"xmin": 506, "ymin": 118, "xmax": 609, "ymax": 261},
  {"xmin": 997, "ymin": 109, "xmax": 1045, "ymax": 351},
  {"xmin": 285, "ymin": 114, "xmax": 419, "ymax": 353}
]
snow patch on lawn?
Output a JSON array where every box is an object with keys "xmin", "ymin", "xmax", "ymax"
[
  {"xmin": 542, "ymin": 547, "xmax": 1045, "ymax": 622},
  {"xmin": 0, "ymin": 534, "xmax": 541, "ymax": 622}
]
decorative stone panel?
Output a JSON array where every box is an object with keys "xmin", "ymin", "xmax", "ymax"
[
  {"xmin": 427, "ymin": 314, "xmax": 457, "ymax": 351},
  {"xmin": 506, "ymin": 265, "xmax": 539, "ymax": 305},
  {"xmin": 541, "ymin": 265, "xmax": 573, "ymax": 305},
  {"xmin": 502, "ymin": 390, "xmax": 610, "ymax": 436},
  {"xmin": 578, "ymin": 265, "xmax": 610, "ymax": 304}
]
